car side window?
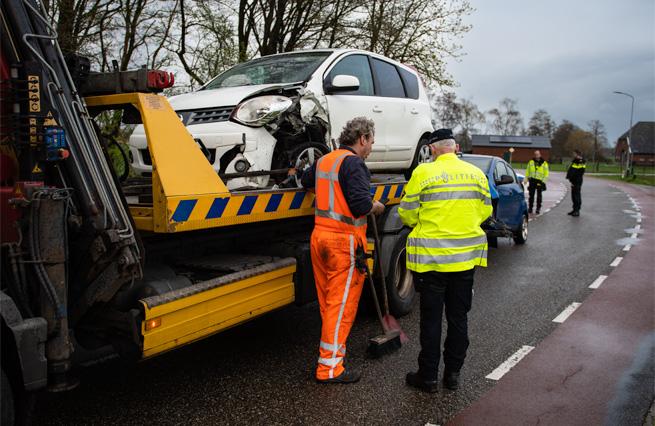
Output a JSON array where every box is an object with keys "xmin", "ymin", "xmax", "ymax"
[
  {"xmin": 371, "ymin": 58, "xmax": 405, "ymax": 98},
  {"xmin": 326, "ymin": 55, "xmax": 374, "ymax": 96},
  {"xmin": 504, "ymin": 163, "xmax": 518, "ymax": 183},
  {"xmin": 499, "ymin": 162, "xmax": 516, "ymax": 183},
  {"xmin": 494, "ymin": 161, "xmax": 506, "ymax": 182}
]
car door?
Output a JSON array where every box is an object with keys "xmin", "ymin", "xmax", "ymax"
[
  {"xmin": 368, "ymin": 57, "xmax": 419, "ymax": 163},
  {"xmin": 493, "ymin": 160, "xmax": 523, "ymax": 228},
  {"xmin": 323, "ymin": 54, "xmax": 386, "ymax": 162}
]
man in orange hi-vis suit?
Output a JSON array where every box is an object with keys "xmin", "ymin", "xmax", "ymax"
[{"xmin": 301, "ymin": 117, "xmax": 385, "ymax": 383}]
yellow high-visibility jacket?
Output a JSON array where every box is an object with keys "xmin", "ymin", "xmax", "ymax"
[
  {"xmin": 399, "ymin": 153, "xmax": 493, "ymax": 273},
  {"xmin": 526, "ymin": 158, "xmax": 549, "ymax": 182}
]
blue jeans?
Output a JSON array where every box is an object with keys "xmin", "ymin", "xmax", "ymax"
[{"xmin": 412, "ymin": 269, "xmax": 475, "ymax": 381}]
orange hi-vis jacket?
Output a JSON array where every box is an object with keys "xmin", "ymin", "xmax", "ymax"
[
  {"xmin": 314, "ymin": 149, "xmax": 368, "ymax": 239},
  {"xmin": 312, "ymin": 149, "xmax": 368, "ymax": 380}
]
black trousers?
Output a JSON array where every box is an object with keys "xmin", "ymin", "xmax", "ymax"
[
  {"xmin": 571, "ymin": 182, "xmax": 582, "ymax": 211},
  {"xmin": 412, "ymin": 269, "xmax": 475, "ymax": 381},
  {"xmin": 528, "ymin": 179, "xmax": 544, "ymax": 209}
]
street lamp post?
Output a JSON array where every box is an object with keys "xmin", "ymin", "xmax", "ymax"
[{"xmin": 613, "ymin": 91, "xmax": 634, "ymax": 176}]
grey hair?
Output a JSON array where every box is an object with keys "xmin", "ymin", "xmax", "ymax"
[
  {"xmin": 338, "ymin": 117, "xmax": 375, "ymax": 146},
  {"xmin": 430, "ymin": 138, "xmax": 456, "ymax": 149}
]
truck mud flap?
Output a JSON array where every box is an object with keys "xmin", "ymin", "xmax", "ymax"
[{"xmin": 139, "ymin": 257, "xmax": 296, "ymax": 359}]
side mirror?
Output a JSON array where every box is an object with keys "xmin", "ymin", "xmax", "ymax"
[
  {"xmin": 496, "ymin": 174, "xmax": 513, "ymax": 185},
  {"xmin": 324, "ymin": 75, "xmax": 360, "ymax": 94}
]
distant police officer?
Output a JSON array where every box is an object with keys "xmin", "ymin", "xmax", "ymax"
[
  {"xmin": 399, "ymin": 129, "xmax": 492, "ymax": 393},
  {"xmin": 526, "ymin": 150, "xmax": 549, "ymax": 214},
  {"xmin": 301, "ymin": 117, "xmax": 384, "ymax": 384},
  {"xmin": 566, "ymin": 149, "xmax": 586, "ymax": 216}
]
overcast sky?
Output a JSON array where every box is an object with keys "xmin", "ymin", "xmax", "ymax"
[{"xmin": 444, "ymin": 0, "xmax": 655, "ymax": 145}]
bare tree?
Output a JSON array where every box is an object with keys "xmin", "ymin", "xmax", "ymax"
[
  {"xmin": 587, "ymin": 119, "xmax": 608, "ymax": 168},
  {"xmin": 564, "ymin": 128, "xmax": 594, "ymax": 156},
  {"xmin": 353, "ymin": 0, "xmax": 473, "ymax": 87},
  {"xmin": 528, "ymin": 109, "xmax": 556, "ymax": 139},
  {"xmin": 430, "ymin": 91, "xmax": 460, "ymax": 129},
  {"xmin": 487, "ymin": 98, "xmax": 524, "ymax": 136},
  {"xmin": 177, "ymin": 0, "xmax": 237, "ymax": 88},
  {"xmin": 550, "ymin": 120, "xmax": 578, "ymax": 162},
  {"xmin": 455, "ymin": 97, "xmax": 484, "ymax": 152}
]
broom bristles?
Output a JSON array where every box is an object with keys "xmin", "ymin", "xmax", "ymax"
[{"xmin": 367, "ymin": 330, "xmax": 402, "ymax": 359}]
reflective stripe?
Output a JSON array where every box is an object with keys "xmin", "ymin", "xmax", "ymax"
[
  {"xmin": 399, "ymin": 199, "xmax": 420, "ymax": 211},
  {"xmin": 407, "ymin": 247, "xmax": 487, "ymax": 266},
  {"xmin": 318, "ymin": 356, "xmax": 344, "ymax": 367},
  {"xmin": 316, "ymin": 209, "xmax": 367, "ymax": 227},
  {"xmin": 409, "ymin": 235, "xmax": 487, "ymax": 249},
  {"xmin": 425, "ymin": 182, "xmax": 490, "ymax": 192},
  {"xmin": 420, "ymin": 190, "xmax": 489, "ymax": 202},
  {"xmin": 320, "ymin": 341, "xmax": 344, "ymax": 353},
  {"xmin": 572, "ymin": 163, "xmax": 586, "ymax": 169}
]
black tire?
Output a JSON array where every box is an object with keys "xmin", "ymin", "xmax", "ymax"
[
  {"xmin": 1, "ymin": 368, "xmax": 15, "ymax": 426},
  {"xmin": 403, "ymin": 137, "xmax": 431, "ymax": 180},
  {"xmin": 513, "ymin": 213, "xmax": 529, "ymax": 244},
  {"xmin": 278, "ymin": 142, "xmax": 329, "ymax": 187},
  {"xmin": 385, "ymin": 228, "xmax": 416, "ymax": 317}
]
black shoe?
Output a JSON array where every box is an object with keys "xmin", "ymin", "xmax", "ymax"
[
  {"xmin": 316, "ymin": 370, "xmax": 361, "ymax": 384},
  {"xmin": 443, "ymin": 371, "xmax": 460, "ymax": 390},
  {"xmin": 536, "ymin": 209, "xmax": 541, "ymax": 214},
  {"xmin": 528, "ymin": 207, "xmax": 533, "ymax": 213},
  {"xmin": 406, "ymin": 372, "xmax": 438, "ymax": 393},
  {"xmin": 571, "ymin": 211, "xmax": 580, "ymax": 217}
]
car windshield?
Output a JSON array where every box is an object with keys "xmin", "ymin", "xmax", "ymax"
[
  {"xmin": 460, "ymin": 156, "xmax": 493, "ymax": 174},
  {"xmin": 202, "ymin": 51, "xmax": 332, "ymax": 90}
]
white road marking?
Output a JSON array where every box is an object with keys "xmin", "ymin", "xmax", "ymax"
[
  {"xmin": 624, "ymin": 245, "xmax": 631, "ymax": 251},
  {"xmin": 589, "ymin": 275, "xmax": 608, "ymax": 289},
  {"xmin": 486, "ymin": 345, "xmax": 535, "ymax": 381},
  {"xmin": 553, "ymin": 302, "xmax": 582, "ymax": 323},
  {"xmin": 610, "ymin": 257, "xmax": 623, "ymax": 267}
]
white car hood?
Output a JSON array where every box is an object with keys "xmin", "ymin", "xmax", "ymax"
[{"xmin": 168, "ymin": 84, "xmax": 297, "ymax": 111}]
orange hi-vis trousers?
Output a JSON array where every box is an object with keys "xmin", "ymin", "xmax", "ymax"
[{"xmin": 311, "ymin": 228, "xmax": 366, "ymax": 380}]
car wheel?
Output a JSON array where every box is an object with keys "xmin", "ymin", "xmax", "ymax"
[
  {"xmin": 403, "ymin": 137, "xmax": 431, "ymax": 179},
  {"xmin": 385, "ymin": 228, "xmax": 416, "ymax": 317},
  {"xmin": 513, "ymin": 213, "xmax": 528, "ymax": 244},
  {"xmin": 281, "ymin": 142, "xmax": 329, "ymax": 187}
]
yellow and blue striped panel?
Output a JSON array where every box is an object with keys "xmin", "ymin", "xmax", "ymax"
[{"xmin": 166, "ymin": 182, "xmax": 406, "ymax": 233}]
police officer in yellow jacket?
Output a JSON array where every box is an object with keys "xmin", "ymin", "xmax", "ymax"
[
  {"xmin": 399, "ymin": 129, "xmax": 492, "ymax": 393},
  {"xmin": 301, "ymin": 117, "xmax": 385, "ymax": 384},
  {"xmin": 525, "ymin": 150, "xmax": 549, "ymax": 214}
]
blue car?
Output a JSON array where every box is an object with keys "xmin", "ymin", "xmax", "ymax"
[{"xmin": 458, "ymin": 154, "xmax": 529, "ymax": 244}]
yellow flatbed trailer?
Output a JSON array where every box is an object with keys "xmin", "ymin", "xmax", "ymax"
[{"xmin": 85, "ymin": 93, "xmax": 406, "ymax": 359}]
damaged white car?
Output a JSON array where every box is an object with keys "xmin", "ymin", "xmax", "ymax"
[{"xmin": 129, "ymin": 49, "xmax": 434, "ymax": 189}]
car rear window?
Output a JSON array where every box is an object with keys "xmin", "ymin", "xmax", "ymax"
[
  {"xmin": 398, "ymin": 67, "xmax": 420, "ymax": 99},
  {"xmin": 460, "ymin": 156, "xmax": 492, "ymax": 174},
  {"xmin": 202, "ymin": 51, "xmax": 332, "ymax": 89}
]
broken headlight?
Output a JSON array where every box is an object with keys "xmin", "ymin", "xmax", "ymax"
[{"xmin": 231, "ymin": 95, "xmax": 293, "ymax": 127}]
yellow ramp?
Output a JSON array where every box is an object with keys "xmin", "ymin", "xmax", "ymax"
[{"xmin": 139, "ymin": 258, "xmax": 296, "ymax": 359}]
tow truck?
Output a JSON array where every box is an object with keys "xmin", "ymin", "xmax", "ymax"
[{"xmin": 0, "ymin": 1, "xmax": 413, "ymax": 423}]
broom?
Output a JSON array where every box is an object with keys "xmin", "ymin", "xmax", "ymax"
[{"xmin": 366, "ymin": 217, "xmax": 406, "ymax": 358}]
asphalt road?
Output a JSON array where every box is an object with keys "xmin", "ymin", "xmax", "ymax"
[{"xmin": 28, "ymin": 172, "xmax": 638, "ymax": 426}]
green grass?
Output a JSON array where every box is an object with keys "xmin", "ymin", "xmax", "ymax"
[
  {"xmin": 510, "ymin": 162, "xmax": 654, "ymax": 186},
  {"xmin": 511, "ymin": 162, "xmax": 654, "ymax": 175},
  {"xmin": 589, "ymin": 174, "xmax": 655, "ymax": 186}
]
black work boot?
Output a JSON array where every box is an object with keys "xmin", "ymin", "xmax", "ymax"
[
  {"xmin": 406, "ymin": 372, "xmax": 438, "ymax": 393},
  {"xmin": 443, "ymin": 371, "xmax": 461, "ymax": 390}
]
